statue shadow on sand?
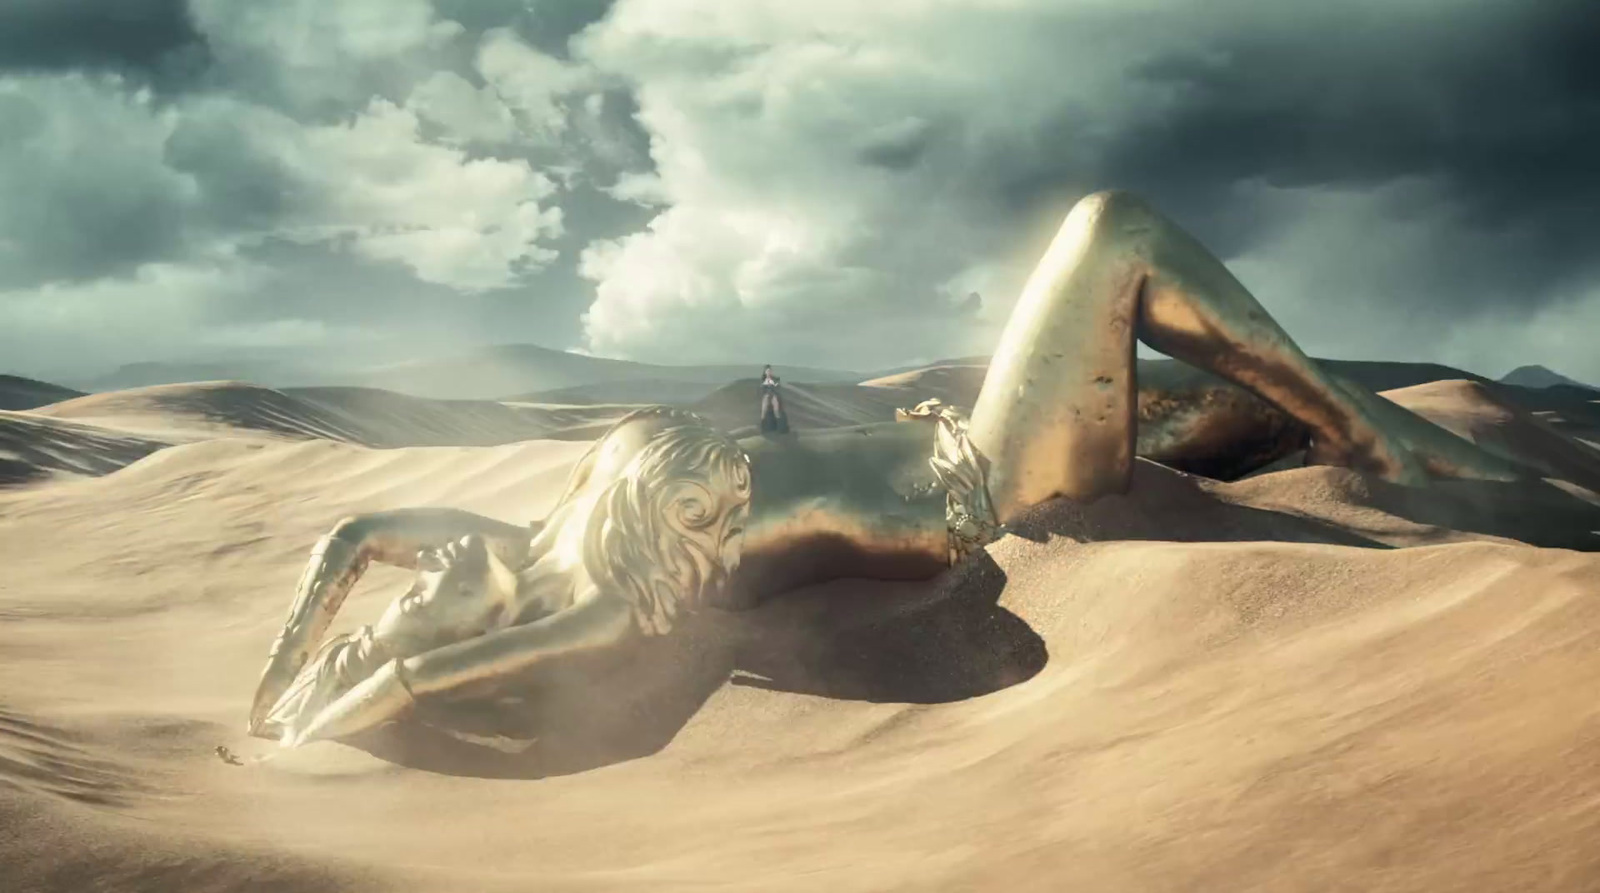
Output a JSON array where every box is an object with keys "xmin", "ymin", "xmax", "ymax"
[{"xmin": 341, "ymin": 462, "xmax": 1598, "ymax": 780}]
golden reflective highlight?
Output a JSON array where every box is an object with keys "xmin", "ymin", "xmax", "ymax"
[
  {"xmin": 969, "ymin": 191, "xmax": 1518, "ymax": 522},
  {"xmin": 247, "ymin": 191, "xmax": 1536, "ymax": 750}
]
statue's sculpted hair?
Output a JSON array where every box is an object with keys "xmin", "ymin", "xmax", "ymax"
[{"xmin": 576, "ymin": 412, "xmax": 752, "ymax": 636}]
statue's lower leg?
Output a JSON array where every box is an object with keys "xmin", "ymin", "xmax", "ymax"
[{"xmin": 968, "ymin": 190, "xmax": 1438, "ymax": 522}]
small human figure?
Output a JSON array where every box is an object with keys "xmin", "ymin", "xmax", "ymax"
[{"xmin": 758, "ymin": 365, "xmax": 789, "ymax": 435}]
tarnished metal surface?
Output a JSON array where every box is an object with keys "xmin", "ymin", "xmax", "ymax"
[
  {"xmin": 724, "ymin": 420, "xmax": 949, "ymax": 609},
  {"xmin": 1135, "ymin": 370, "xmax": 1311, "ymax": 482}
]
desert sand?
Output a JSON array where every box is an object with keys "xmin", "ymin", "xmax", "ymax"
[{"xmin": 3, "ymin": 366, "xmax": 1600, "ymax": 892}]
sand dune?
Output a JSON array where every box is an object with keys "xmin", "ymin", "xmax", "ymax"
[
  {"xmin": 1492, "ymin": 384, "xmax": 1600, "ymax": 450},
  {"xmin": 1, "ymin": 432, "xmax": 1598, "ymax": 891},
  {"xmin": 3, "ymin": 359, "xmax": 1600, "ymax": 891},
  {"xmin": 0, "ymin": 374, "xmax": 84, "ymax": 412},
  {"xmin": 33, "ymin": 381, "xmax": 375, "ymax": 442},
  {"xmin": 860, "ymin": 363, "xmax": 990, "ymax": 406},
  {"xmin": 350, "ymin": 345, "xmax": 863, "ymax": 401},
  {"xmin": 28, "ymin": 381, "xmax": 635, "ymax": 449},
  {"xmin": 67, "ymin": 348, "xmax": 1536, "ymax": 408},
  {"xmin": 0, "ymin": 707, "xmax": 131, "ymax": 806},
  {"xmin": 71, "ymin": 344, "xmax": 870, "ymax": 401},
  {"xmin": 506, "ymin": 379, "xmax": 729, "ymax": 406},
  {"xmin": 287, "ymin": 387, "xmax": 635, "ymax": 447},
  {"xmin": 1382, "ymin": 379, "xmax": 1600, "ymax": 494},
  {"xmin": 0, "ymin": 411, "xmax": 170, "ymax": 486},
  {"xmin": 11, "ymin": 363, "xmax": 1597, "ymax": 497},
  {"xmin": 11, "ymin": 362, "xmax": 1598, "ymax": 495},
  {"xmin": 0, "ymin": 706, "xmax": 369, "ymax": 893}
]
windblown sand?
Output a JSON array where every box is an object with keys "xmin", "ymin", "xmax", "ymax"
[{"xmin": 2, "ymin": 378, "xmax": 1599, "ymax": 892}]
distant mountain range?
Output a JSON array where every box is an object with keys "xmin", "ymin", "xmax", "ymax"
[
  {"xmin": 347, "ymin": 344, "xmax": 867, "ymax": 401},
  {"xmin": 1499, "ymin": 365, "xmax": 1598, "ymax": 392},
  {"xmin": 64, "ymin": 344, "xmax": 870, "ymax": 401},
  {"xmin": 0, "ymin": 374, "xmax": 84, "ymax": 411},
  {"xmin": 13, "ymin": 347, "xmax": 1596, "ymax": 417},
  {"xmin": 9, "ymin": 356, "xmax": 1595, "ymax": 493}
]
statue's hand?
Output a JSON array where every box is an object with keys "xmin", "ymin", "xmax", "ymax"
[
  {"xmin": 285, "ymin": 659, "xmax": 417, "ymax": 748},
  {"xmin": 283, "ymin": 595, "xmax": 637, "ymax": 748},
  {"xmin": 249, "ymin": 510, "xmax": 539, "ymax": 739}
]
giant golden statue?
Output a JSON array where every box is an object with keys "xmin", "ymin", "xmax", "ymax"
[{"xmin": 248, "ymin": 192, "xmax": 1529, "ymax": 748}]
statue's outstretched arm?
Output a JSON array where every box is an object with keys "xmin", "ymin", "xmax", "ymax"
[
  {"xmin": 248, "ymin": 508, "xmax": 537, "ymax": 735},
  {"xmin": 282, "ymin": 594, "xmax": 635, "ymax": 746}
]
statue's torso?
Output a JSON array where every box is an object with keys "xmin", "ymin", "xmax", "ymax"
[{"xmin": 722, "ymin": 421, "xmax": 949, "ymax": 607}]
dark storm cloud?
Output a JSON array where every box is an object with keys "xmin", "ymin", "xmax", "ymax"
[
  {"xmin": 995, "ymin": 0, "xmax": 1600, "ymax": 310},
  {"xmin": 161, "ymin": 106, "xmax": 298, "ymax": 233},
  {"xmin": 569, "ymin": 0, "xmax": 1600, "ymax": 378},
  {"xmin": 571, "ymin": 86, "xmax": 653, "ymax": 173},
  {"xmin": 215, "ymin": 178, "xmax": 653, "ymax": 354},
  {"xmin": 0, "ymin": 0, "xmax": 207, "ymax": 82},
  {"xmin": 0, "ymin": 76, "xmax": 197, "ymax": 290},
  {"xmin": 432, "ymin": 0, "xmax": 619, "ymax": 59},
  {"xmin": 0, "ymin": 0, "xmax": 629, "ymax": 283},
  {"xmin": 5, "ymin": 0, "xmax": 1598, "ymax": 385}
]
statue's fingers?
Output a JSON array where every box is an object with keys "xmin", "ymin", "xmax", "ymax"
[
  {"xmin": 287, "ymin": 660, "xmax": 416, "ymax": 748},
  {"xmin": 248, "ymin": 645, "xmax": 303, "ymax": 736}
]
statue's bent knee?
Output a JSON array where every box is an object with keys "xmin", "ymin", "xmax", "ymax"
[
  {"xmin": 326, "ymin": 515, "xmax": 371, "ymax": 546},
  {"xmin": 1067, "ymin": 189, "xmax": 1163, "ymax": 256}
]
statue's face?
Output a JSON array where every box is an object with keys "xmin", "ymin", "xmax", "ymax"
[{"xmin": 375, "ymin": 542, "xmax": 511, "ymax": 653}]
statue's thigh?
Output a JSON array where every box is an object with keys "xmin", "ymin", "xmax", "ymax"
[{"xmin": 967, "ymin": 195, "xmax": 1148, "ymax": 518}]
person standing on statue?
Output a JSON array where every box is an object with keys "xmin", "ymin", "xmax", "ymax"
[{"xmin": 759, "ymin": 365, "xmax": 789, "ymax": 434}]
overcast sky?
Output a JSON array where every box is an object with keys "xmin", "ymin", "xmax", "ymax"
[{"xmin": 1, "ymin": 0, "xmax": 1596, "ymax": 382}]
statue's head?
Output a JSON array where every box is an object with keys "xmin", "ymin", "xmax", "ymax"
[{"xmin": 572, "ymin": 410, "xmax": 752, "ymax": 636}]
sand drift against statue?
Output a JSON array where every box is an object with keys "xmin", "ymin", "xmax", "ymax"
[{"xmin": 248, "ymin": 192, "xmax": 1534, "ymax": 749}]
